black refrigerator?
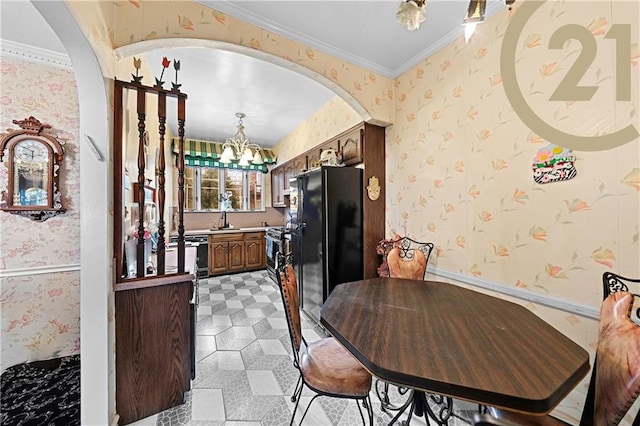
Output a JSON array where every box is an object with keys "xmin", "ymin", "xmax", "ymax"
[{"xmin": 291, "ymin": 166, "xmax": 363, "ymax": 323}]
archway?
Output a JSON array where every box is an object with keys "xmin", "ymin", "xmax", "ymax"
[
  {"xmin": 115, "ymin": 37, "xmax": 373, "ymax": 126},
  {"xmin": 32, "ymin": 2, "xmax": 113, "ymax": 425}
]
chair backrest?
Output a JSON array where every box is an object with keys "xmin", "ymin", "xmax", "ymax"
[
  {"xmin": 381, "ymin": 237, "xmax": 434, "ymax": 280},
  {"xmin": 603, "ymin": 273, "xmax": 640, "ymax": 323},
  {"xmin": 275, "ymin": 252, "xmax": 304, "ymax": 367},
  {"xmin": 589, "ymin": 292, "xmax": 640, "ymax": 425}
]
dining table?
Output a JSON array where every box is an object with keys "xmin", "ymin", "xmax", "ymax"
[{"xmin": 319, "ymin": 277, "xmax": 590, "ymax": 425}]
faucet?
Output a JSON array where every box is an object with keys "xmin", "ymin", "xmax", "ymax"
[{"xmin": 220, "ymin": 211, "xmax": 228, "ymax": 229}]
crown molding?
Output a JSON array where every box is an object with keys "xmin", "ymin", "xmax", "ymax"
[
  {"xmin": 0, "ymin": 39, "xmax": 72, "ymax": 69},
  {"xmin": 199, "ymin": 0, "xmax": 507, "ymax": 79},
  {"xmin": 395, "ymin": 0, "xmax": 507, "ymax": 76},
  {"xmin": 199, "ymin": 0, "xmax": 397, "ymax": 78}
]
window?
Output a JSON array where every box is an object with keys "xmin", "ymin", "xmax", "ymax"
[{"xmin": 186, "ymin": 167, "xmax": 264, "ymax": 211}]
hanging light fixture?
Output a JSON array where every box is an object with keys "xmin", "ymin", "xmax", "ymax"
[
  {"xmin": 463, "ymin": 0, "xmax": 486, "ymax": 42},
  {"xmin": 220, "ymin": 112, "xmax": 264, "ymax": 166},
  {"xmin": 396, "ymin": 0, "xmax": 427, "ymax": 31}
]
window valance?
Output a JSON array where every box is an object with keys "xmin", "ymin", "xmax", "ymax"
[{"xmin": 172, "ymin": 138, "xmax": 277, "ymax": 173}]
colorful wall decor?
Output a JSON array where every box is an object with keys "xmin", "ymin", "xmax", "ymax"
[{"xmin": 532, "ymin": 144, "xmax": 577, "ymax": 184}]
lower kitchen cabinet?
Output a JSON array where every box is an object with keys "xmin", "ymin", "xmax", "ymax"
[
  {"xmin": 244, "ymin": 233, "xmax": 264, "ymax": 269},
  {"xmin": 209, "ymin": 231, "xmax": 265, "ymax": 276}
]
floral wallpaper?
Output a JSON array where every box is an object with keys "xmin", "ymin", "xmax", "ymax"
[
  {"xmin": 0, "ymin": 56, "xmax": 81, "ymax": 371},
  {"xmin": 386, "ymin": 1, "xmax": 638, "ymax": 422},
  {"xmin": 273, "ymin": 95, "xmax": 361, "ymax": 163}
]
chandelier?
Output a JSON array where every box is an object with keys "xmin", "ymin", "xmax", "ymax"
[{"xmin": 220, "ymin": 112, "xmax": 264, "ymax": 166}]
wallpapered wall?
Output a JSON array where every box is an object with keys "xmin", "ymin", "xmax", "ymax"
[
  {"xmin": 0, "ymin": 56, "xmax": 81, "ymax": 371},
  {"xmin": 273, "ymin": 96, "xmax": 362, "ymax": 163},
  {"xmin": 387, "ymin": 1, "xmax": 638, "ymax": 303},
  {"xmin": 386, "ymin": 3, "xmax": 638, "ymax": 422}
]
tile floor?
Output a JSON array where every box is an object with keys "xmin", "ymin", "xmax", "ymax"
[{"xmin": 129, "ymin": 270, "xmax": 477, "ymax": 426}]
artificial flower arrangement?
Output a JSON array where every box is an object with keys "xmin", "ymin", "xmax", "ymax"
[{"xmin": 126, "ymin": 221, "xmax": 158, "ymax": 241}]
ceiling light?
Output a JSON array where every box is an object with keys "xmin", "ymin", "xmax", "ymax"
[
  {"xmin": 220, "ymin": 113, "xmax": 264, "ymax": 166},
  {"xmin": 396, "ymin": 0, "xmax": 426, "ymax": 31},
  {"xmin": 463, "ymin": 0, "xmax": 486, "ymax": 42}
]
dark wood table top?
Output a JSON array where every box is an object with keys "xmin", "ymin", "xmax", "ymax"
[{"xmin": 320, "ymin": 277, "xmax": 590, "ymax": 415}]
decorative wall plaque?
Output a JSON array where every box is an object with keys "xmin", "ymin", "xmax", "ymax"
[
  {"xmin": 367, "ymin": 176, "xmax": 381, "ymax": 200},
  {"xmin": 532, "ymin": 144, "xmax": 576, "ymax": 185}
]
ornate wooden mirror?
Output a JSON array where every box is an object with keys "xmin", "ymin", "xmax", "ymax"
[{"xmin": 0, "ymin": 116, "xmax": 65, "ymax": 221}]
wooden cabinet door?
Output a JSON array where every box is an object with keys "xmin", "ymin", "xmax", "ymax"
[
  {"xmin": 245, "ymin": 239, "xmax": 263, "ymax": 269},
  {"xmin": 293, "ymin": 156, "xmax": 306, "ymax": 176},
  {"xmin": 284, "ymin": 164, "xmax": 294, "ymax": 189},
  {"xmin": 322, "ymin": 137, "xmax": 340, "ymax": 153},
  {"xmin": 340, "ymin": 127, "xmax": 363, "ymax": 166},
  {"xmin": 307, "ymin": 150, "xmax": 321, "ymax": 170},
  {"xmin": 271, "ymin": 167, "xmax": 284, "ymax": 207},
  {"xmin": 228, "ymin": 240, "xmax": 245, "ymax": 271},
  {"xmin": 210, "ymin": 242, "xmax": 229, "ymax": 275}
]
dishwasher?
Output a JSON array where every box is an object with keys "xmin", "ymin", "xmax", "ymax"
[{"xmin": 170, "ymin": 235, "xmax": 209, "ymax": 278}]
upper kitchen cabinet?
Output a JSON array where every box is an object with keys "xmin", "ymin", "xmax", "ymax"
[
  {"xmin": 337, "ymin": 127, "xmax": 362, "ymax": 166},
  {"xmin": 271, "ymin": 165, "xmax": 286, "ymax": 208},
  {"xmin": 284, "ymin": 163, "xmax": 294, "ymax": 192},
  {"xmin": 293, "ymin": 156, "xmax": 306, "ymax": 176}
]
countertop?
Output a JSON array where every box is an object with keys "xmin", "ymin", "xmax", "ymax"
[{"xmin": 170, "ymin": 227, "xmax": 270, "ymax": 237}]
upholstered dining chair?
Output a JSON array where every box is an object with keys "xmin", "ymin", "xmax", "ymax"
[
  {"xmin": 476, "ymin": 290, "xmax": 640, "ymax": 426},
  {"xmin": 376, "ymin": 237, "xmax": 450, "ymax": 420},
  {"xmin": 275, "ymin": 252, "xmax": 373, "ymax": 426},
  {"xmin": 379, "ymin": 236, "xmax": 434, "ymax": 280},
  {"xmin": 602, "ymin": 272, "xmax": 640, "ymax": 324}
]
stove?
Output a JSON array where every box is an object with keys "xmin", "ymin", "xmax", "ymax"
[{"xmin": 265, "ymin": 227, "xmax": 291, "ymax": 283}]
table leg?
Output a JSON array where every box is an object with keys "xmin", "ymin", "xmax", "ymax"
[{"xmin": 386, "ymin": 390, "xmax": 453, "ymax": 426}]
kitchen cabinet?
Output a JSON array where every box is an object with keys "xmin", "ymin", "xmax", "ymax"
[
  {"xmin": 244, "ymin": 233, "xmax": 264, "ymax": 269},
  {"xmin": 338, "ymin": 127, "xmax": 362, "ymax": 166},
  {"xmin": 293, "ymin": 156, "xmax": 306, "ymax": 176},
  {"xmin": 209, "ymin": 234, "xmax": 244, "ymax": 275},
  {"xmin": 209, "ymin": 231, "xmax": 265, "ymax": 276},
  {"xmin": 271, "ymin": 165, "xmax": 286, "ymax": 207},
  {"xmin": 284, "ymin": 163, "xmax": 294, "ymax": 194},
  {"xmin": 307, "ymin": 148, "xmax": 321, "ymax": 170}
]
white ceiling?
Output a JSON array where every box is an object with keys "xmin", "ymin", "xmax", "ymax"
[{"xmin": 1, "ymin": 0, "xmax": 508, "ymax": 147}]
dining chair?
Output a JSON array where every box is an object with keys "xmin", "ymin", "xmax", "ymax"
[
  {"xmin": 379, "ymin": 236, "xmax": 434, "ymax": 280},
  {"xmin": 376, "ymin": 237, "xmax": 452, "ymax": 422},
  {"xmin": 478, "ymin": 290, "xmax": 640, "ymax": 426},
  {"xmin": 602, "ymin": 272, "xmax": 640, "ymax": 321},
  {"xmin": 275, "ymin": 252, "xmax": 373, "ymax": 426}
]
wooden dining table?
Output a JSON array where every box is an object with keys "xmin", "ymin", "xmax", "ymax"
[{"xmin": 319, "ymin": 277, "xmax": 590, "ymax": 425}]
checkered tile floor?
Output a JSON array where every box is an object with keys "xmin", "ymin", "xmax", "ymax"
[{"xmin": 129, "ymin": 270, "xmax": 477, "ymax": 426}]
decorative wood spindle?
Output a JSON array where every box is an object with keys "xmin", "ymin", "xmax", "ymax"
[
  {"xmin": 177, "ymin": 97, "xmax": 186, "ymax": 273},
  {"xmin": 136, "ymin": 87, "xmax": 147, "ymax": 278},
  {"xmin": 157, "ymin": 92, "xmax": 167, "ymax": 275}
]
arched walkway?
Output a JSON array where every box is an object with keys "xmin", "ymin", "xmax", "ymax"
[
  {"xmin": 32, "ymin": 2, "xmax": 113, "ymax": 425},
  {"xmin": 115, "ymin": 37, "xmax": 372, "ymax": 125}
]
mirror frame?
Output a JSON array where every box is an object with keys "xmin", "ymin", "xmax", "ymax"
[{"xmin": 0, "ymin": 116, "xmax": 65, "ymax": 221}]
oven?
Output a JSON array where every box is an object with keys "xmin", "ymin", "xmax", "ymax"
[{"xmin": 266, "ymin": 227, "xmax": 289, "ymax": 283}]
